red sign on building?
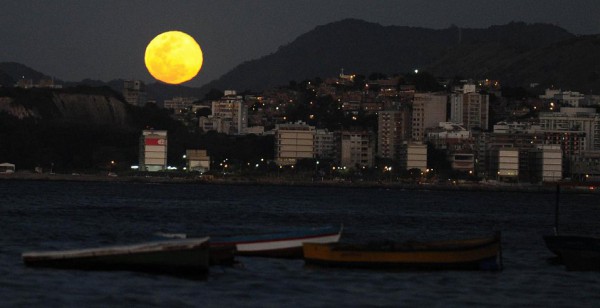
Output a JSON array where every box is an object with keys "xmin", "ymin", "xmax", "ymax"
[{"xmin": 145, "ymin": 138, "xmax": 166, "ymax": 146}]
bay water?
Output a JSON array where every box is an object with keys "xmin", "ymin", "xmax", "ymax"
[{"xmin": 1, "ymin": 180, "xmax": 599, "ymax": 306}]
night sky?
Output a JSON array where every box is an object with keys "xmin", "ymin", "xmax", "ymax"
[{"xmin": 2, "ymin": 0, "xmax": 599, "ymax": 87}]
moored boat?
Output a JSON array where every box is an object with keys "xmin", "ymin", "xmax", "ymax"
[
  {"xmin": 211, "ymin": 225, "xmax": 343, "ymax": 258},
  {"xmin": 154, "ymin": 232, "xmax": 236, "ymax": 266},
  {"xmin": 543, "ymin": 185, "xmax": 600, "ymax": 270},
  {"xmin": 544, "ymin": 235, "xmax": 600, "ymax": 270},
  {"xmin": 303, "ymin": 233, "xmax": 502, "ymax": 271},
  {"xmin": 22, "ymin": 237, "xmax": 210, "ymax": 277}
]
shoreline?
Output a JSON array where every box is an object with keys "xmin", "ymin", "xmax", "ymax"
[{"xmin": 1, "ymin": 171, "xmax": 596, "ymax": 194}]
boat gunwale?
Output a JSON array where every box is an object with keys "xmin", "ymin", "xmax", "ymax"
[
  {"xmin": 307, "ymin": 234, "xmax": 500, "ymax": 253},
  {"xmin": 22, "ymin": 237, "xmax": 210, "ymax": 261},
  {"xmin": 211, "ymin": 231, "xmax": 341, "ymax": 246}
]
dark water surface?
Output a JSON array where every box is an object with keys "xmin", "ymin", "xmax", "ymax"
[{"xmin": 1, "ymin": 180, "xmax": 600, "ymax": 307}]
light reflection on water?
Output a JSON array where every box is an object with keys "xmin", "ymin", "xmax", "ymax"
[{"xmin": 1, "ymin": 180, "xmax": 600, "ymax": 306}]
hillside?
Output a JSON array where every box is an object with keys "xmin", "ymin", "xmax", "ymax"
[
  {"xmin": 199, "ymin": 19, "xmax": 577, "ymax": 93},
  {"xmin": 428, "ymin": 34, "xmax": 600, "ymax": 91}
]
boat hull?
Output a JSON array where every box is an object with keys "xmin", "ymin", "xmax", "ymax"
[
  {"xmin": 544, "ymin": 235, "xmax": 600, "ymax": 270},
  {"xmin": 303, "ymin": 234, "xmax": 502, "ymax": 271},
  {"xmin": 22, "ymin": 237, "xmax": 210, "ymax": 277},
  {"xmin": 209, "ymin": 245, "xmax": 237, "ymax": 266}
]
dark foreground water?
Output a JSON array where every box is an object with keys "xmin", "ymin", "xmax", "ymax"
[{"xmin": 1, "ymin": 180, "xmax": 600, "ymax": 307}]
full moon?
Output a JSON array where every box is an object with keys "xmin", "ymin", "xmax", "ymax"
[{"xmin": 144, "ymin": 31, "xmax": 203, "ymax": 84}]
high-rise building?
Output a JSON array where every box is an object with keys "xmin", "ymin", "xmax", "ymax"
[
  {"xmin": 378, "ymin": 108, "xmax": 411, "ymax": 159},
  {"xmin": 411, "ymin": 93, "xmax": 448, "ymax": 142},
  {"xmin": 450, "ymin": 92, "xmax": 489, "ymax": 130},
  {"xmin": 210, "ymin": 90, "xmax": 248, "ymax": 135},
  {"xmin": 139, "ymin": 130, "xmax": 167, "ymax": 172}
]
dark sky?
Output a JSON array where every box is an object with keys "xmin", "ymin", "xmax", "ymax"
[{"xmin": 2, "ymin": 0, "xmax": 599, "ymax": 87}]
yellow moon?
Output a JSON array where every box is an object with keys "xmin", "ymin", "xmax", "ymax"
[{"xmin": 144, "ymin": 31, "xmax": 203, "ymax": 84}]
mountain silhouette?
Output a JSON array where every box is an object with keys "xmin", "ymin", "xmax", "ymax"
[
  {"xmin": 199, "ymin": 19, "xmax": 583, "ymax": 93},
  {"xmin": 4, "ymin": 19, "xmax": 600, "ymax": 98}
]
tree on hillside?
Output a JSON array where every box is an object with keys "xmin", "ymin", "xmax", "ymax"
[{"xmin": 203, "ymin": 88, "xmax": 224, "ymax": 101}]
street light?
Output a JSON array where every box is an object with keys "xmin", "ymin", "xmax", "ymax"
[{"xmin": 384, "ymin": 166, "xmax": 392, "ymax": 182}]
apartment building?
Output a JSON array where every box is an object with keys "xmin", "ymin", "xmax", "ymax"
[
  {"xmin": 164, "ymin": 97, "xmax": 198, "ymax": 113},
  {"xmin": 411, "ymin": 93, "xmax": 447, "ymax": 142},
  {"xmin": 539, "ymin": 108, "xmax": 600, "ymax": 151},
  {"xmin": 275, "ymin": 121, "xmax": 315, "ymax": 166},
  {"xmin": 377, "ymin": 108, "xmax": 411, "ymax": 159},
  {"xmin": 489, "ymin": 148, "xmax": 519, "ymax": 181},
  {"xmin": 530, "ymin": 145, "xmax": 562, "ymax": 182},
  {"xmin": 399, "ymin": 143, "xmax": 427, "ymax": 172},
  {"xmin": 210, "ymin": 90, "xmax": 248, "ymax": 135},
  {"xmin": 450, "ymin": 92, "xmax": 489, "ymax": 130},
  {"xmin": 314, "ymin": 129, "xmax": 336, "ymax": 159},
  {"xmin": 339, "ymin": 130, "xmax": 375, "ymax": 169}
]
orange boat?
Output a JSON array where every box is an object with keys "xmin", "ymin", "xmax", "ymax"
[{"xmin": 303, "ymin": 233, "xmax": 502, "ymax": 271}]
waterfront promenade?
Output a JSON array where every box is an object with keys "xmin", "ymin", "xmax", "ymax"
[{"xmin": 1, "ymin": 171, "xmax": 596, "ymax": 194}]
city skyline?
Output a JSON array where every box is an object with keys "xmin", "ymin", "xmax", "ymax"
[{"xmin": 2, "ymin": 0, "xmax": 599, "ymax": 88}]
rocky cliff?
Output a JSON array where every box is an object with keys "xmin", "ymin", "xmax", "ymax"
[{"xmin": 0, "ymin": 87, "xmax": 130, "ymax": 126}]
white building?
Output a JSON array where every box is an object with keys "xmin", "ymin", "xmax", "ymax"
[
  {"xmin": 400, "ymin": 143, "xmax": 427, "ymax": 172},
  {"xmin": 540, "ymin": 88, "xmax": 561, "ymax": 100},
  {"xmin": 275, "ymin": 121, "xmax": 315, "ymax": 166},
  {"xmin": 209, "ymin": 90, "xmax": 248, "ymax": 135},
  {"xmin": 185, "ymin": 149, "xmax": 210, "ymax": 172},
  {"xmin": 411, "ymin": 93, "xmax": 448, "ymax": 142},
  {"xmin": 531, "ymin": 145, "xmax": 562, "ymax": 182},
  {"xmin": 139, "ymin": 130, "xmax": 167, "ymax": 172},
  {"xmin": 540, "ymin": 89, "xmax": 584, "ymax": 107},
  {"xmin": 497, "ymin": 149, "xmax": 519, "ymax": 179},
  {"xmin": 539, "ymin": 108, "xmax": 600, "ymax": 151},
  {"xmin": 450, "ymin": 92, "xmax": 489, "ymax": 130}
]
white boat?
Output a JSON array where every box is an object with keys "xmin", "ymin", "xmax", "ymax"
[{"xmin": 211, "ymin": 225, "xmax": 343, "ymax": 258}]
